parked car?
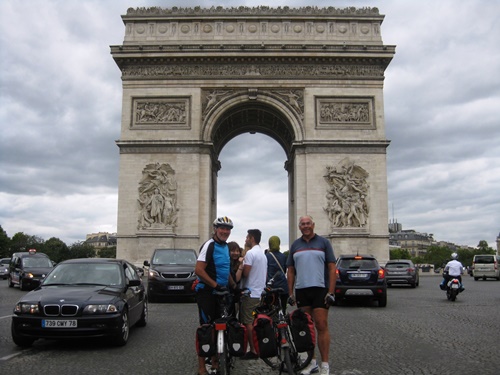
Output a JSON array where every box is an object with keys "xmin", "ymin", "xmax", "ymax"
[
  {"xmin": 385, "ymin": 260, "xmax": 419, "ymax": 288},
  {"xmin": 1, "ymin": 258, "xmax": 10, "ymax": 279},
  {"xmin": 335, "ymin": 254, "xmax": 387, "ymax": 307},
  {"xmin": 472, "ymin": 254, "xmax": 500, "ymax": 281},
  {"xmin": 8, "ymin": 249, "xmax": 55, "ymax": 290},
  {"xmin": 144, "ymin": 248, "xmax": 197, "ymax": 302},
  {"xmin": 11, "ymin": 258, "xmax": 147, "ymax": 347}
]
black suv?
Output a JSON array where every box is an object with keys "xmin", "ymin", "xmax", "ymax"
[
  {"xmin": 385, "ymin": 259, "xmax": 419, "ymax": 288},
  {"xmin": 8, "ymin": 250, "xmax": 55, "ymax": 291},
  {"xmin": 335, "ymin": 254, "xmax": 387, "ymax": 307},
  {"xmin": 143, "ymin": 248, "xmax": 197, "ymax": 302}
]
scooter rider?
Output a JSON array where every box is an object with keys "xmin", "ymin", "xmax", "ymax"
[{"xmin": 440, "ymin": 253, "xmax": 464, "ymax": 291}]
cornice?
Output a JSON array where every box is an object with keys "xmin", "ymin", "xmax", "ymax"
[{"xmin": 124, "ymin": 6, "xmax": 381, "ymax": 18}]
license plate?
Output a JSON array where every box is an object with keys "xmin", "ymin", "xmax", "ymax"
[
  {"xmin": 351, "ymin": 273, "xmax": 368, "ymax": 278},
  {"xmin": 451, "ymin": 284, "xmax": 459, "ymax": 289},
  {"xmin": 168, "ymin": 285, "xmax": 184, "ymax": 290},
  {"xmin": 42, "ymin": 319, "xmax": 77, "ymax": 328}
]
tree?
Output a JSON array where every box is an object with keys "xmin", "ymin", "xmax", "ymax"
[
  {"xmin": 477, "ymin": 240, "xmax": 495, "ymax": 254},
  {"xmin": 10, "ymin": 232, "xmax": 45, "ymax": 253},
  {"xmin": 389, "ymin": 248, "xmax": 411, "ymax": 260},
  {"xmin": 98, "ymin": 246, "xmax": 116, "ymax": 258},
  {"xmin": 43, "ymin": 237, "xmax": 70, "ymax": 263},
  {"xmin": 69, "ymin": 242, "xmax": 96, "ymax": 259},
  {"xmin": 0, "ymin": 225, "xmax": 11, "ymax": 258},
  {"xmin": 424, "ymin": 245, "xmax": 452, "ymax": 268}
]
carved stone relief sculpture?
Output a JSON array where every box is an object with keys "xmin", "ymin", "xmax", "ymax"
[
  {"xmin": 132, "ymin": 98, "xmax": 190, "ymax": 129},
  {"xmin": 137, "ymin": 163, "xmax": 179, "ymax": 231},
  {"xmin": 316, "ymin": 97, "xmax": 373, "ymax": 129},
  {"xmin": 324, "ymin": 158, "xmax": 369, "ymax": 230}
]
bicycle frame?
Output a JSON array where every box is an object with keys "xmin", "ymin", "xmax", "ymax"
[{"xmin": 255, "ymin": 274, "xmax": 313, "ymax": 375}]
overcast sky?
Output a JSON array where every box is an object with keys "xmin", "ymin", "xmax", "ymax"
[{"xmin": 1, "ymin": 0, "xmax": 499, "ymax": 252}]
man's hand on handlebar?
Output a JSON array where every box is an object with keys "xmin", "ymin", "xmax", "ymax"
[{"xmin": 287, "ymin": 295, "xmax": 296, "ymax": 306}]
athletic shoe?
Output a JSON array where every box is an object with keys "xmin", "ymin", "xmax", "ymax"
[
  {"xmin": 320, "ymin": 364, "xmax": 330, "ymax": 375},
  {"xmin": 300, "ymin": 360, "xmax": 319, "ymax": 374}
]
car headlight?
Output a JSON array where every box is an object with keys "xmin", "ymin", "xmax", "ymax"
[
  {"xmin": 148, "ymin": 269, "xmax": 160, "ymax": 278},
  {"xmin": 83, "ymin": 304, "xmax": 118, "ymax": 314},
  {"xmin": 25, "ymin": 272, "xmax": 34, "ymax": 279},
  {"xmin": 14, "ymin": 303, "xmax": 40, "ymax": 314}
]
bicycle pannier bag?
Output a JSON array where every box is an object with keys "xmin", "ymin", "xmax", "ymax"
[
  {"xmin": 196, "ymin": 324, "xmax": 216, "ymax": 357},
  {"xmin": 227, "ymin": 318, "xmax": 247, "ymax": 357},
  {"xmin": 252, "ymin": 313, "xmax": 278, "ymax": 358},
  {"xmin": 288, "ymin": 308, "xmax": 316, "ymax": 352}
]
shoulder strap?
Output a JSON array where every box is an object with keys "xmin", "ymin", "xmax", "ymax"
[{"xmin": 269, "ymin": 252, "xmax": 285, "ymax": 275}]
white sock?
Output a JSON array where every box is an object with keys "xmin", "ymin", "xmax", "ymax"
[{"xmin": 321, "ymin": 362, "xmax": 329, "ymax": 368}]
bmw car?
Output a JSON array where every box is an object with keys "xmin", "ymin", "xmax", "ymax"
[{"xmin": 11, "ymin": 258, "xmax": 148, "ymax": 347}]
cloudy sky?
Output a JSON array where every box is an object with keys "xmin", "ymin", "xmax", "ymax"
[{"xmin": 1, "ymin": 0, "xmax": 499, "ymax": 251}]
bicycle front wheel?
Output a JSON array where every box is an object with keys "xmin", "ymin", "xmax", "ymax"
[
  {"xmin": 217, "ymin": 345, "xmax": 229, "ymax": 375},
  {"xmin": 282, "ymin": 347, "xmax": 294, "ymax": 375}
]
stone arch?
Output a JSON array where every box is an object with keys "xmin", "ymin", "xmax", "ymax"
[
  {"xmin": 111, "ymin": 5, "xmax": 395, "ymax": 265},
  {"xmin": 202, "ymin": 91, "xmax": 303, "ymax": 160}
]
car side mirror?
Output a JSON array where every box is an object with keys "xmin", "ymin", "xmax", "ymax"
[{"xmin": 128, "ymin": 279, "xmax": 141, "ymax": 287}]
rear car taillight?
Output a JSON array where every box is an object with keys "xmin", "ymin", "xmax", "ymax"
[
  {"xmin": 336, "ymin": 269, "xmax": 340, "ymax": 279},
  {"xmin": 378, "ymin": 268, "xmax": 385, "ymax": 279}
]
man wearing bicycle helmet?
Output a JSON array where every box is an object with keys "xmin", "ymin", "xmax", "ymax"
[
  {"xmin": 194, "ymin": 216, "xmax": 237, "ymax": 375},
  {"xmin": 440, "ymin": 252, "xmax": 465, "ymax": 291},
  {"xmin": 287, "ymin": 215, "xmax": 336, "ymax": 375}
]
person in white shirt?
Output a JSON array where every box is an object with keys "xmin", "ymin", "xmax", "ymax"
[
  {"xmin": 238, "ymin": 229, "xmax": 267, "ymax": 360},
  {"xmin": 440, "ymin": 252, "xmax": 464, "ymax": 291}
]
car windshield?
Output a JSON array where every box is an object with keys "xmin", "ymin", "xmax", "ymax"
[
  {"xmin": 22, "ymin": 257, "xmax": 52, "ymax": 268},
  {"xmin": 152, "ymin": 250, "xmax": 196, "ymax": 265},
  {"xmin": 340, "ymin": 259, "xmax": 377, "ymax": 269},
  {"xmin": 43, "ymin": 263, "xmax": 123, "ymax": 286},
  {"xmin": 0, "ymin": 258, "xmax": 9, "ymax": 265}
]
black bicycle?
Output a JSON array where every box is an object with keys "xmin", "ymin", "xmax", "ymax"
[
  {"xmin": 254, "ymin": 274, "xmax": 314, "ymax": 375},
  {"xmin": 212, "ymin": 288, "xmax": 249, "ymax": 375}
]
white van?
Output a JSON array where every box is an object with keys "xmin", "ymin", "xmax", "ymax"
[{"xmin": 472, "ymin": 254, "xmax": 500, "ymax": 281}]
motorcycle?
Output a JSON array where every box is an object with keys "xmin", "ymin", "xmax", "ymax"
[{"xmin": 441, "ymin": 271, "xmax": 463, "ymax": 302}]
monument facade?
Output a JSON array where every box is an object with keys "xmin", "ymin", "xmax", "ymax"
[{"xmin": 111, "ymin": 6, "xmax": 395, "ymax": 263}]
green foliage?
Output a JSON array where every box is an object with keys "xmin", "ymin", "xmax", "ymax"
[
  {"xmin": 69, "ymin": 242, "xmax": 96, "ymax": 259},
  {"xmin": 424, "ymin": 245, "xmax": 452, "ymax": 268},
  {"xmin": 43, "ymin": 237, "xmax": 70, "ymax": 263},
  {"xmin": 98, "ymin": 246, "xmax": 116, "ymax": 258},
  {"xmin": 0, "ymin": 225, "xmax": 11, "ymax": 258},
  {"xmin": 10, "ymin": 232, "xmax": 45, "ymax": 254},
  {"xmin": 389, "ymin": 248, "xmax": 411, "ymax": 260}
]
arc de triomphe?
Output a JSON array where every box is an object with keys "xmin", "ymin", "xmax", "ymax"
[{"xmin": 111, "ymin": 6, "xmax": 395, "ymax": 263}]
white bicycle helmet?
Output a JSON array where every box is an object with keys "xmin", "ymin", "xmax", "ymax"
[
  {"xmin": 451, "ymin": 252, "xmax": 458, "ymax": 260},
  {"xmin": 213, "ymin": 216, "xmax": 234, "ymax": 229}
]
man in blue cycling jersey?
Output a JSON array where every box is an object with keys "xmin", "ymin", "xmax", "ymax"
[{"xmin": 195, "ymin": 216, "xmax": 237, "ymax": 375}]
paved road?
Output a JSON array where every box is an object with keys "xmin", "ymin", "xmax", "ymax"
[{"xmin": 0, "ymin": 273, "xmax": 499, "ymax": 374}]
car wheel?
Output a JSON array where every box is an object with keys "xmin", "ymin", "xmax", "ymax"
[
  {"xmin": 136, "ymin": 299, "xmax": 148, "ymax": 327},
  {"xmin": 474, "ymin": 277, "xmax": 479, "ymax": 281},
  {"xmin": 410, "ymin": 282, "xmax": 416, "ymax": 288},
  {"xmin": 11, "ymin": 322, "xmax": 35, "ymax": 347},
  {"xmin": 113, "ymin": 308, "xmax": 130, "ymax": 346},
  {"xmin": 19, "ymin": 278, "xmax": 26, "ymax": 291},
  {"xmin": 378, "ymin": 295, "xmax": 387, "ymax": 307}
]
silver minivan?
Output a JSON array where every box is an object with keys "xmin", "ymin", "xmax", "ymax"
[{"xmin": 472, "ymin": 254, "xmax": 500, "ymax": 281}]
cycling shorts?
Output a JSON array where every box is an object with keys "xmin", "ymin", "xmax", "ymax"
[
  {"xmin": 196, "ymin": 290, "xmax": 219, "ymax": 325},
  {"xmin": 295, "ymin": 287, "xmax": 329, "ymax": 309}
]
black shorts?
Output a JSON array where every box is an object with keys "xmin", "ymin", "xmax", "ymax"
[
  {"xmin": 196, "ymin": 290, "xmax": 219, "ymax": 325},
  {"xmin": 295, "ymin": 287, "xmax": 329, "ymax": 309}
]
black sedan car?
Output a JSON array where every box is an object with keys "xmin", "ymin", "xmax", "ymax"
[
  {"xmin": 11, "ymin": 258, "xmax": 147, "ymax": 347},
  {"xmin": 334, "ymin": 254, "xmax": 387, "ymax": 307}
]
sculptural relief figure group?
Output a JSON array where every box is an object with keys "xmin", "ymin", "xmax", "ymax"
[
  {"xmin": 324, "ymin": 158, "xmax": 369, "ymax": 229},
  {"xmin": 137, "ymin": 163, "xmax": 179, "ymax": 230}
]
